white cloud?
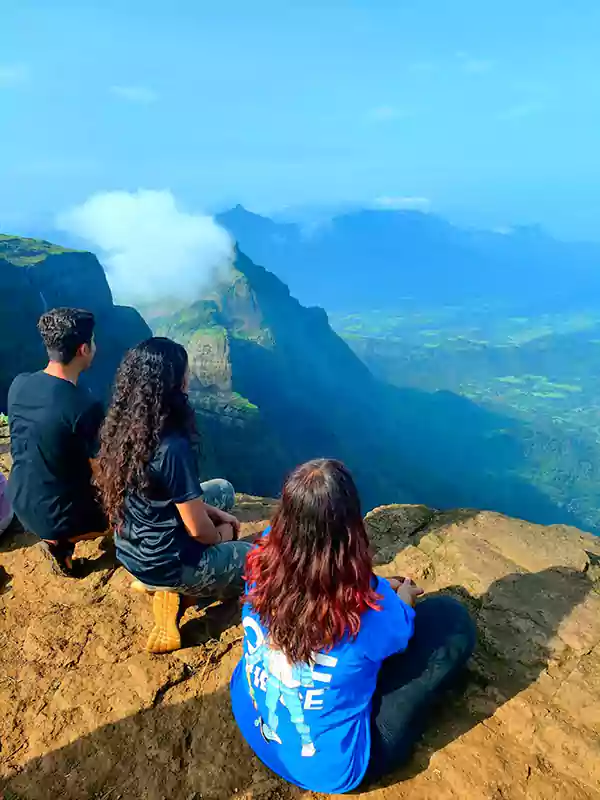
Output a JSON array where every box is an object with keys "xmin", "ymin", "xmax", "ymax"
[
  {"xmin": 0, "ymin": 63, "xmax": 29, "ymax": 87},
  {"xmin": 497, "ymin": 101, "xmax": 545, "ymax": 121},
  {"xmin": 57, "ymin": 189, "xmax": 234, "ymax": 306},
  {"xmin": 373, "ymin": 196, "xmax": 431, "ymax": 211},
  {"xmin": 110, "ymin": 85, "xmax": 158, "ymax": 104}
]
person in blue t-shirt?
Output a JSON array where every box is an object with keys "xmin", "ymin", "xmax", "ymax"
[
  {"xmin": 95, "ymin": 337, "xmax": 250, "ymax": 653},
  {"xmin": 230, "ymin": 458, "xmax": 476, "ymax": 794}
]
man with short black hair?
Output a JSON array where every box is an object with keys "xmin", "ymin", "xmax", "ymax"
[{"xmin": 8, "ymin": 308, "xmax": 108, "ymax": 576}]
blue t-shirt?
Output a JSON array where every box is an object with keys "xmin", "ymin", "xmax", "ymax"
[{"xmin": 230, "ymin": 544, "xmax": 415, "ymax": 794}]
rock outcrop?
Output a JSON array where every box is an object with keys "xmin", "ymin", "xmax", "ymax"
[
  {"xmin": 0, "ymin": 235, "xmax": 151, "ymax": 406},
  {"xmin": 0, "ymin": 502, "xmax": 598, "ymax": 799}
]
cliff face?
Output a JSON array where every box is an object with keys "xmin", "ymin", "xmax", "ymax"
[
  {"xmin": 0, "ymin": 235, "xmax": 151, "ymax": 406},
  {"xmin": 1, "ymin": 502, "xmax": 598, "ymax": 799},
  {"xmin": 152, "ymin": 249, "xmax": 417, "ymax": 506}
]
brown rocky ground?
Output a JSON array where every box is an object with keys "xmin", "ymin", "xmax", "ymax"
[{"xmin": 0, "ymin": 492, "xmax": 599, "ymax": 800}]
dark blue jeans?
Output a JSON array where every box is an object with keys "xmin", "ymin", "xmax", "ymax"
[{"xmin": 363, "ymin": 595, "xmax": 476, "ymax": 786}]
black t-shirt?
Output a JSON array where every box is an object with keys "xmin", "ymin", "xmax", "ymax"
[
  {"xmin": 115, "ymin": 434, "xmax": 205, "ymax": 587},
  {"xmin": 8, "ymin": 371, "xmax": 106, "ymax": 540}
]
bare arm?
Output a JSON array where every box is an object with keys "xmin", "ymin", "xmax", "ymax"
[
  {"xmin": 176, "ymin": 497, "xmax": 235, "ymax": 545},
  {"xmin": 204, "ymin": 504, "xmax": 241, "ymax": 535}
]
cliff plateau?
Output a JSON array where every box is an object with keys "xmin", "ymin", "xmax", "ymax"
[{"xmin": 0, "ymin": 499, "xmax": 598, "ymax": 799}]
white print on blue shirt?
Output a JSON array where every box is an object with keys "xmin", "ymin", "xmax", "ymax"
[{"xmin": 243, "ymin": 615, "xmax": 339, "ymax": 758}]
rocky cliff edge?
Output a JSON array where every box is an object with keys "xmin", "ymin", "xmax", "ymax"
[{"xmin": 0, "ymin": 496, "xmax": 599, "ymax": 800}]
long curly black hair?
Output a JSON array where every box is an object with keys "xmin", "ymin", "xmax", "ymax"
[{"xmin": 95, "ymin": 337, "xmax": 196, "ymax": 529}]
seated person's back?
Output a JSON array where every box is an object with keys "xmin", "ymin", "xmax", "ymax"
[
  {"xmin": 8, "ymin": 308, "xmax": 106, "ymax": 547},
  {"xmin": 96, "ymin": 337, "xmax": 247, "ymax": 592},
  {"xmin": 230, "ymin": 459, "xmax": 476, "ymax": 794},
  {"xmin": 94, "ymin": 337, "xmax": 250, "ymax": 653}
]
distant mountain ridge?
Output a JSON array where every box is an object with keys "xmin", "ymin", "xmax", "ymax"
[{"xmin": 217, "ymin": 205, "xmax": 600, "ymax": 312}]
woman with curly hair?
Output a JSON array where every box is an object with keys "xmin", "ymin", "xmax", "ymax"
[
  {"xmin": 230, "ymin": 459, "xmax": 476, "ymax": 794},
  {"xmin": 95, "ymin": 337, "xmax": 249, "ymax": 652}
]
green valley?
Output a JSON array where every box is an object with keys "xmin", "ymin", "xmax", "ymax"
[{"xmin": 333, "ymin": 306, "xmax": 600, "ymax": 533}]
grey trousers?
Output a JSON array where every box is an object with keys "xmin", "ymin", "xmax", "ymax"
[{"xmin": 146, "ymin": 479, "xmax": 251, "ymax": 600}]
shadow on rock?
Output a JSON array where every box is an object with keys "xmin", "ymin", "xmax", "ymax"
[
  {"xmin": 2, "ymin": 677, "xmax": 278, "ymax": 800},
  {"xmin": 371, "ymin": 565, "xmax": 595, "ymax": 790},
  {"xmin": 0, "ymin": 521, "xmax": 37, "ymax": 554},
  {"xmin": 76, "ymin": 553, "xmax": 118, "ymax": 578},
  {"xmin": 3, "ymin": 567, "xmax": 593, "ymax": 800},
  {"xmin": 179, "ymin": 597, "xmax": 243, "ymax": 648}
]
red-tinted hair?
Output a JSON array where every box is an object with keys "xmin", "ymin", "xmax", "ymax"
[{"xmin": 246, "ymin": 458, "xmax": 381, "ymax": 663}]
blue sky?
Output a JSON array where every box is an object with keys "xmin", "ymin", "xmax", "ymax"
[{"xmin": 2, "ymin": 0, "xmax": 600, "ymax": 238}]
